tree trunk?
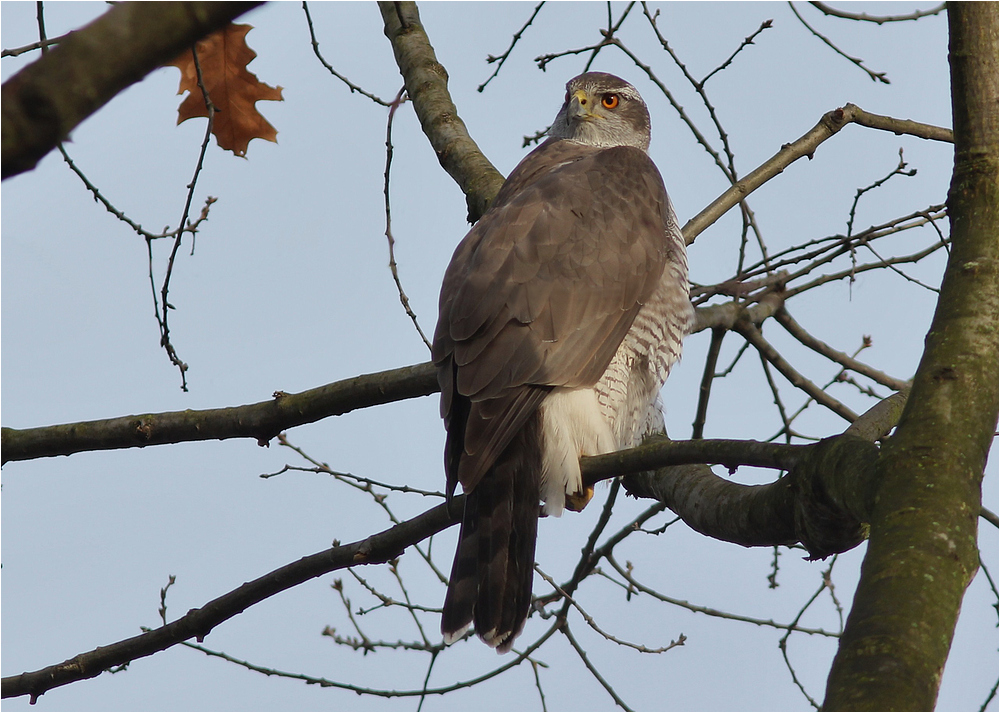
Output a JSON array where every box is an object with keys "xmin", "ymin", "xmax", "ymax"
[{"xmin": 823, "ymin": 2, "xmax": 999, "ymax": 710}]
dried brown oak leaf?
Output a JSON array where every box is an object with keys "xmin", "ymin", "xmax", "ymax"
[{"xmin": 168, "ymin": 24, "xmax": 283, "ymax": 157}]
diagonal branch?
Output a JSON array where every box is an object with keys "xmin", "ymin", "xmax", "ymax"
[
  {"xmin": 774, "ymin": 308, "xmax": 910, "ymax": 392},
  {"xmin": 2, "ymin": 385, "xmax": 928, "ymax": 704},
  {"xmin": 378, "ymin": 1, "xmax": 504, "ymax": 222},
  {"xmin": 732, "ymin": 317, "xmax": 860, "ymax": 424},
  {"xmin": 0, "ymin": 498, "xmax": 461, "ymax": 703},
  {"xmin": 477, "ymin": 1, "xmax": 545, "ymax": 92},
  {"xmin": 788, "ymin": 2, "xmax": 889, "ymax": 84},
  {"xmin": 682, "ymin": 104, "xmax": 952, "ymax": 244}
]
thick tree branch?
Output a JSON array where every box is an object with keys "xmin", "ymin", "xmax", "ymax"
[
  {"xmin": 824, "ymin": 4, "xmax": 999, "ymax": 709},
  {"xmin": 0, "ymin": 285, "xmax": 853, "ymax": 464},
  {"xmin": 6, "ymin": 289, "xmax": 783, "ymax": 464},
  {"xmin": 378, "ymin": 1, "xmax": 504, "ymax": 222},
  {"xmin": 617, "ymin": 390, "xmax": 906, "ymax": 556},
  {"xmin": 0, "ymin": 423, "xmax": 878, "ymax": 702},
  {"xmin": 2, "ymin": 1, "xmax": 262, "ymax": 179},
  {"xmin": 2, "ymin": 381, "xmax": 918, "ymax": 703},
  {"xmin": 1, "ymin": 289, "xmax": 775, "ymax": 464}
]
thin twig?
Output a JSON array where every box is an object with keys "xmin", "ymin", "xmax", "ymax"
[
  {"xmin": 788, "ymin": 2, "xmax": 889, "ymax": 84},
  {"xmin": 301, "ymin": 1, "xmax": 390, "ymax": 105},
  {"xmin": 478, "ymin": 2, "xmax": 545, "ymax": 92},
  {"xmin": 538, "ymin": 567, "xmax": 685, "ymax": 654},
  {"xmin": 778, "ymin": 574, "xmax": 828, "ymax": 710},
  {"xmin": 640, "ymin": 5, "xmax": 772, "ymax": 272},
  {"xmin": 783, "ymin": 240, "xmax": 947, "ymax": 298},
  {"xmin": 760, "ymin": 354, "xmax": 797, "ymax": 443},
  {"xmin": 563, "ymin": 480, "xmax": 623, "ymax": 598},
  {"xmin": 277, "ymin": 434, "xmax": 449, "ymax": 584},
  {"xmin": 584, "ymin": 2, "xmax": 635, "ymax": 72},
  {"xmin": 533, "ymin": 2, "xmax": 634, "ymax": 73},
  {"xmin": 604, "ymin": 553, "xmax": 840, "ymax": 637},
  {"xmin": 775, "ymin": 309, "xmax": 909, "ymax": 392},
  {"xmin": 1, "ymin": 32, "xmax": 65, "ymax": 57},
  {"xmin": 151, "ymin": 43, "xmax": 217, "ymax": 391},
  {"xmin": 383, "ymin": 86, "xmax": 433, "ymax": 350},
  {"xmin": 981, "ymin": 680, "xmax": 999, "ymax": 713},
  {"xmin": 530, "ymin": 658, "xmax": 549, "ymax": 712},
  {"xmin": 389, "ymin": 560, "xmax": 433, "ymax": 648},
  {"xmin": 733, "ymin": 320, "xmax": 859, "ymax": 424},
  {"xmin": 561, "ymin": 620, "xmax": 633, "ymax": 712},
  {"xmin": 847, "ymin": 149, "xmax": 916, "ymax": 238},
  {"xmin": 700, "ymin": 18, "xmax": 774, "ymax": 86}
]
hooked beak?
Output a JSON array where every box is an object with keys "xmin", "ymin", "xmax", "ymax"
[{"xmin": 566, "ymin": 89, "xmax": 599, "ymax": 121}]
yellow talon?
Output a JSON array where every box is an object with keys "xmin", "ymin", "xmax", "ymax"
[{"xmin": 565, "ymin": 485, "xmax": 595, "ymax": 512}]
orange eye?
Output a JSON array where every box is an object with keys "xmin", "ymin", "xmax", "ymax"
[{"xmin": 601, "ymin": 94, "xmax": 619, "ymax": 109}]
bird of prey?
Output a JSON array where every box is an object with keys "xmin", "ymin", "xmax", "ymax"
[{"xmin": 433, "ymin": 72, "xmax": 692, "ymax": 653}]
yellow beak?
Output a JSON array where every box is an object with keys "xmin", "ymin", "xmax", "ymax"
[{"xmin": 567, "ymin": 89, "xmax": 599, "ymax": 120}]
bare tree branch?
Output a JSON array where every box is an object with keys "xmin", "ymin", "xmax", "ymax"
[
  {"xmin": 0, "ymin": 362, "xmax": 438, "ymax": 463},
  {"xmin": 0, "ymin": 498, "xmax": 460, "ymax": 703},
  {"xmin": 788, "ymin": 2, "xmax": 889, "ymax": 84},
  {"xmin": 774, "ymin": 309, "xmax": 911, "ymax": 392},
  {"xmin": 2, "ymin": 1, "xmax": 262, "ymax": 179},
  {"xmin": 682, "ymin": 104, "xmax": 952, "ymax": 244},
  {"xmin": 808, "ymin": 2, "xmax": 946, "ymax": 25},
  {"xmin": 301, "ymin": 1, "xmax": 392, "ymax": 105},
  {"xmin": 824, "ymin": 4, "xmax": 999, "ymax": 706},
  {"xmin": 477, "ymin": 2, "xmax": 545, "ymax": 92},
  {"xmin": 734, "ymin": 318, "xmax": 860, "ymax": 424},
  {"xmin": 378, "ymin": 1, "xmax": 504, "ymax": 222}
]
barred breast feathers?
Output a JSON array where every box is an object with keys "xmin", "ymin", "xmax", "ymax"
[{"xmin": 539, "ymin": 211, "xmax": 692, "ymax": 517}]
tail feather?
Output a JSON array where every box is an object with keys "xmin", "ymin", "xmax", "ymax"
[{"xmin": 441, "ymin": 412, "xmax": 541, "ymax": 652}]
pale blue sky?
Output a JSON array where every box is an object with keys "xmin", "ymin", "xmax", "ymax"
[{"xmin": 2, "ymin": 2, "xmax": 996, "ymax": 711}]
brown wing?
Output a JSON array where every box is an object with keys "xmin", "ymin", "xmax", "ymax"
[{"xmin": 434, "ymin": 138, "xmax": 671, "ymax": 493}]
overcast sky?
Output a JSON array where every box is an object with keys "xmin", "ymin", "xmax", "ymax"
[{"xmin": 2, "ymin": 2, "xmax": 997, "ymax": 711}]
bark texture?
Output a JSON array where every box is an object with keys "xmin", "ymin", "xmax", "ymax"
[
  {"xmin": 2, "ymin": 2, "xmax": 261, "ymax": 179},
  {"xmin": 823, "ymin": 3, "xmax": 999, "ymax": 709},
  {"xmin": 1, "ymin": 362, "xmax": 438, "ymax": 463},
  {"xmin": 378, "ymin": 1, "xmax": 505, "ymax": 222}
]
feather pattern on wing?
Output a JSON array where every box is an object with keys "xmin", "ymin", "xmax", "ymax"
[{"xmin": 435, "ymin": 72, "xmax": 691, "ymax": 652}]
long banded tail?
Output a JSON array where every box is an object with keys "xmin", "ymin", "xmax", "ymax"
[{"xmin": 441, "ymin": 412, "xmax": 541, "ymax": 653}]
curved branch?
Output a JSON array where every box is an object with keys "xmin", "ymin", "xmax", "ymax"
[
  {"xmin": 378, "ymin": 1, "xmax": 504, "ymax": 222},
  {"xmin": 2, "ymin": 1, "xmax": 262, "ymax": 179},
  {"xmin": 583, "ymin": 437, "xmax": 806, "ymax": 483},
  {"xmin": 0, "ymin": 497, "xmax": 461, "ymax": 703},
  {"xmin": 808, "ymin": 1, "xmax": 946, "ymax": 25},
  {"xmin": 617, "ymin": 390, "xmax": 910, "ymax": 556}
]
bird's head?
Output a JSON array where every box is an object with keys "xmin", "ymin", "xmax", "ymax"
[{"xmin": 549, "ymin": 72, "xmax": 651, "ymax": 151}]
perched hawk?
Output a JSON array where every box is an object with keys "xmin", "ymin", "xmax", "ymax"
[{"xmin": 433, "ymin": 72, "xmax": 692, "ymax": 652}]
